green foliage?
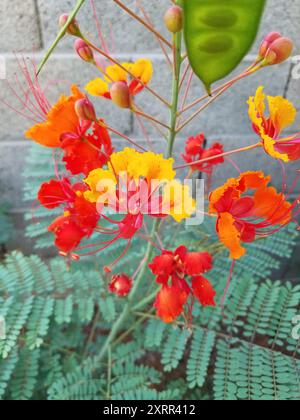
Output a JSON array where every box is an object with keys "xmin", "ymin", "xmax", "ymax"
[
  {"xmin": 214, "ymin": 341, "xmax": 300, "ymax": 400},
  {"xmin": 183, "ymin": 0, "xmax": 266, "ymax": 92},
  {"xmin": 0, "ymin": 227, "xmax": 299, "ymax": 400},
  {"xmin": 2, "ymin": 143, "xmax": 297, "ymax": 400}
]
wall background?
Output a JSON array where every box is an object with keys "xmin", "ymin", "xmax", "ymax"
[{"xmin": 0, "ymin": 0, "xmax": 299, "ymax": 251}]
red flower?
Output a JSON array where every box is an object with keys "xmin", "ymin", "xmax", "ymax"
[
  {"xmin": 149, "ymin": 246, "xmax": 215, "ymax": 323},
  {"xmin": 38, "ymin": 178, "xmax": 100, "ymax": 254},
  {"xmin": 61, "ymin": 121, "xmax": 113, "ymax": 176},
  {"xmin": 109, "ymin": 274, "xmax": 133, "ymax": 297},
  {"xmin": 182, "ymin": 134, "xmax": 224, "ymax": 173},
  {"xmin": 149, "ymin": 246, "xmax": 212, "ymax": 284},
  {"xmin": 154, "ymin": 285, "xmax": 189, "ymax": 324},
  {"xmin": 38, "ymin": 178, "xmax": 76, "ymax": 209},
  {"xmin": 48, "ymin": 215, "xmax": 86, "ymax": 254}
]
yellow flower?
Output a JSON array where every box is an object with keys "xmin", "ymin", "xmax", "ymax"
[
  {"xmin": 85, "ymin": 59, "xmax": 153, "ymax": 100},
  {"xmin": 248, "ymin": 86, "xmax": 299, "ymax": 162},
  {"xmin": 108, "ymin": 148, "xmax": 175, "ymax": 183}
]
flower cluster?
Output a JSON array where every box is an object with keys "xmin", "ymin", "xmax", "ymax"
[{"xmin": 9, "ymin": 4, "xmax": 299, "ymax": 327}]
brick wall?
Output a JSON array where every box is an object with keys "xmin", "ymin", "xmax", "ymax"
[{"xmin": 0, "ymin": 0, "xmax": 299, "ymax": 250}]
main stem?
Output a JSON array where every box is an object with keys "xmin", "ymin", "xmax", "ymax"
[
  {"xmin": 95, "ymin": 19, "xmax": 183, "ymax": 364},
  {"xmin": 167, "ymin": 29, "xmax": 182, "ymax": 158},
  {"xmin": 96, "ymin": 219, "xmax": 159, "ymax": 363}
]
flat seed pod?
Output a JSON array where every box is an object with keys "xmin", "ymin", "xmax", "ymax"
[{"xmin": 183, "ymin": 0, "xmax": 267, "ymax": 93}]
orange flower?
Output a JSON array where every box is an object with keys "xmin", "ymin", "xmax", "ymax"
[
  {"xmin": 248, "ymin": 87, "xmax": 300, "ymax": 162},
  {"xmin": 26, "ymin": 85, "xmax": 84, "ymax": 148},
  {"xmin": 209, "ymin": 171, "xmax": 292, "ymax": 259}
]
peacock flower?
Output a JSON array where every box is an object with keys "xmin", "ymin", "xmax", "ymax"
[
  {"xmin": 38, "ymin": 178, "xmax": 100, "ymax": 255},
  {"xmin": 84, "ymin": 148, "xmax": 195, "ymax": 222},
  {"xmin": 85, "ymin": 59, "xmax": 153, "ymax": 107},
  {"xmin": 209, "ymin": 171, "xmax": 292, "ymax": 260},
  {"xmin": 248, "ymin": 86, "xmax": 300, "ymax": 162},
  {"xmin": 149, "ymin": 246, "xmax": 215, "ymax": 323},
  {"xmin": 82, "ymin": 148, "xmax": 195, "ymax": 271},
  {"xmin": 26, "ymin": 85, "xmax": 113, "ymax": 175},
  {"xmin": 182, "ymin": 133, "xmax": 224, "ymax": 173}
]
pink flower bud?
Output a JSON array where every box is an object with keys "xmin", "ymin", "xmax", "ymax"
[
  {"xmin": 109, "ymin": 274, "xmax": 133, "ymax": 297},
  {"xmin": 110, "ymin": 82, "xmax": 131, "ymax": 109},
  {"xmin": 259, "ymin": 32, "xmax": 282, "ymax": 58},
  {"xmin": 74, "ymin": 39, "xmax": 94, "ymax": 63},
  {"xmin": 164, "ymin": 6, "xmax": 183, "ymax": 33},
  {"xmin": 59, "ymin": 13, "xmax": 81, "ymax": 36},
  {"xmin": 264, "ymin": 37, "xmax": 294, "ymax": 65},
  {"xmin": 75, "ymin": 98, "xmax": 96, "ymax": 121}
]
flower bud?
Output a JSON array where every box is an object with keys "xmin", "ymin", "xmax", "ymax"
[
  {"xmin": 74, "ymin": 39, "xmax": 94, "ymax": 63},
  {"xmin": 59, "ymin": 13, "xmax": 81, "ymax": 36},
  {"xmin": 75, "ymin": 98, "xmax": 96, "ymax": 121},
  {"xmin": 109, "ymin": 274, "xmax": 133, "ymax": 297},
  {"xmin": 259, "ymin": 32, "xmax": 281, "ymax": 58},
  {"xmin": 164, "ymin": 6, "xmax": 183, "ymax": 33},
  {"xmin": 110, "ymin": 82, "xmax": 131, "ymax": 109},
  {"xmin": 264, "ymin": 37, "xmax": 293, "ymax": 65}
]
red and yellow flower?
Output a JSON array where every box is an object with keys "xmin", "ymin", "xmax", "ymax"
[
  {"xmin": 209, "ymin": 171, "xmax": 292, "ymax": 260},
  {"xmin": 248, "ymin": 86, "xmax": 300, "ymax": 162},
  {"xmin": 149, "ymin": 246, "xmax": 215, "ymax": 323},
  {"xmin": 82, "ymin": 148, "xmax": 195, "ymax": 270}
]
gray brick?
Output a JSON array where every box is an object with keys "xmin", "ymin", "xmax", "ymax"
[
  {"xmin": 37, "ymin": 0, "xmax": 171, "ymax": 53},
  {"xmin": 0, "ymin": 0, "xmax": 42, "ymax": 52}
]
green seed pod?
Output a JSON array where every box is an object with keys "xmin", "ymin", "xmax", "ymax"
[{"xmin": 183, "ymin": 0, "xmax": 266, "ymax": 93}]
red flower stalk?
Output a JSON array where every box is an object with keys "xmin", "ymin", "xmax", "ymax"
[
  {"xmin": 182, "ymin": 134, "xmax": 224, "ymax": 173},
  {"xmin": 149, "ymin": 246, "xmax": 215, "ymax": 323}
]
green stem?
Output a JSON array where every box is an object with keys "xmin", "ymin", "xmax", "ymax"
[
  {"xmin": 167, "ymin": 28, "xmax": 183, "ymax": 158},
  {"xmin": 37, "ymin": 0, "xmax": 86, "ymax": 75},
  {"xmin": 96, "ymin": 219, "xmax": 160, "ymax": 363}
]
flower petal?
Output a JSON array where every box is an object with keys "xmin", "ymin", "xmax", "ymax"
[
  {"xmin": 217, "ymin": 212, "xmax": 246, "ymax": 260},
  {"xmin": 192, "ymin": 276, "xmax": 216, "ymax": 306}
]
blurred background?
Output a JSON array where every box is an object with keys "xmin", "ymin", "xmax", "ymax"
[{"xmin": 0, "ymin": 0, "xmax": 299, "ymax": 275}]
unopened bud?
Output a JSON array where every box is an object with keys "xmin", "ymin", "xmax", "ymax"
[
  {"xmin": 74, "ymin": 39, "xmax": 94, "ymax": 63},
  {"xmin": 110, "ymin": 82, "xmax": 131, "ymax": 109},
  {"xmin": 59, "ymin": 13, "xmax": 81, "ymax": 36},
  {"xmin": 264, "ymin": 37, "xmax": 293, "ymax": 65},
  {"xmin": 75, "ymin": 98, "xmax": 96, "ymax": 121},
  {"xmin": 164, "ymin": 6, "xmax": 183, "ymax": 33},
  {"xmin": 109, "ymin": 274, "xmax": 133, "ymax": 297},
  {"xmin": 259, "ymin": 32, "xmax": 281, "ymax": 58}
]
